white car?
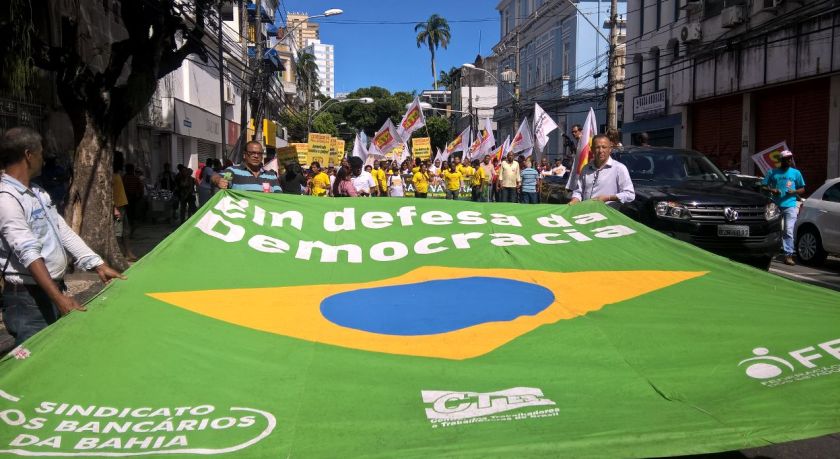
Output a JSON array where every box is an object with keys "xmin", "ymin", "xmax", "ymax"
[{"xmin": 795, "ymin": 177, "xmax": 840, "ymax": 265}]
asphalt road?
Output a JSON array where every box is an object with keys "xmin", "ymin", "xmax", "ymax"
[{"xmin": 769, "ymin": 256, "xmax": 840, "ymax": 292}]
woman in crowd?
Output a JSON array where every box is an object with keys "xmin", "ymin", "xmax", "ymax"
[{"xmin": 332, "ymin": 166, "xmax": 357, "ymax": 197}]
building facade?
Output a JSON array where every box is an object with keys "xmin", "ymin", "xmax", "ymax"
[
  {"xmin": 451, "ymin": 56, "xmax": 499, "ymax": 135},
  {"xmin": 624, "ymin": 0, "xmax": 840, "ymax": 189},
  {"xmin": 286, "ymin": 12, "xmax": 320, "ymax": 51},
  {"xmin": 304, "ymin": 39, "xmax": 336, "ymax": 99},
  {"xmin": 493, "ymin": 0, "xmax": 627, "ymax": 161}
]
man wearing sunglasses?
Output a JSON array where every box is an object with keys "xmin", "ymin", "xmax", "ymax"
[{"xmin": 212, "ymin": 141, "xmax": 281, "ymax": 193}]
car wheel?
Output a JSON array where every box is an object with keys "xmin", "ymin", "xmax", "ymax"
[{"xmin": 796, "ymin": 227, "xmax": 827, "ymax": 266}]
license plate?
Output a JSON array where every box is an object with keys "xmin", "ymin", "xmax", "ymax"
[{"xmin": 717, "ymin": 225, "xmax": 750, "ymax": 237}]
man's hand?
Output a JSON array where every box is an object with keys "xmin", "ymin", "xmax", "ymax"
[
  {"xmin": 114, "ymin": 207, "xmax": 121, "ymax": 219},
  {"xmin": 95, "ymin": 263, "xmax": 127, "ymax": 285},
  {"xmin": 55, "ymin": 295, "xmax": 86, "ymax": 316},
  {"xmin": 568, "ymin": 198, "xmax": 581, "ymax": 206},
  {"xmin": 592, "ymin": 195, "xmax": 613, "ymax": 203},
  {"xmin": 217, "ymin": 178, "xmax": 229, "ymax": 189}
]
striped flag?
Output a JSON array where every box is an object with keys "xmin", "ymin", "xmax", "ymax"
[{"xmin": 567, "ymin": 108, "xmax": 597, "ymax": 189}]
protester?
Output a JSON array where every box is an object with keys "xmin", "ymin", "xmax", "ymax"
[
  {"xmin": 175, "ymin": 166, "xmax": 196, "ymax": 223},
  {"xmin": 442, "ymin": 162, "xmax": 463, "ymax": 200},
  {"xmin": 413, "ymin": 163, "xmax": 430, "ymax": 198},
  {"xmin": 349, "ymin": 156, "xmax": 377, "ymax": 196},
  {"xmin": 213, "ymin": 141, "xmax": 281, "ymax": 193},
  {"xmin": 498, "ymin": 152, "xmax": 521, "ymax": 203},
  {"xmin": 550, "ymin": 159, "xmax": 567, "ymax": 177},
  {"xmin": 571, "ymin": 124, "xmax": 583, "ymax": 150},
  {"xmin": 761, "ymin": 150, "xmax": 805, "ymax": 266},
  {"xmin": 387, "ymin": 164, "xmax": 405, "ymax": 197},
  {"xmin": 332, "ymin": 166, "xmax": 357, "ymax": 197},
  {"xmin": 280, "ymin": 162, "xmax": 305, "ymax": 195},
  {"xmin": 197, "ymin": 158, "xmax": 216, "ymax": 206},
  {"xmin": 122, "ymin": 163, "xmax": 145, "ymax": 238},
  {"xmin": 113, "ymin": 151, "xmax": 137, "ymax": 261},
  {"xmin": 479, "ymin": 155, "xmax": 494, "ymax": 202},
  {"xmin": 520, "ymin": 159, "xmax": 541, "ymax": 204},
  {"xmin": 0, "ymin": 127, "xmax": 125, "ymax": 345},
  {"xmin": 569, "ymin": 134, "xmax": 635, "ymax": 209},
  {"xmin": 309, "ymin": 162, "xmax": 330, "ymax": 197},
  {"xmin": 373, "ymin": 161, "xmax": 388, "ymax": 197},
  {"xmin": 607, "ymin": 128, "xmax": 623, "ymax": 147},
  {"xmin": 430, "ymin": 158, "xmax": 441, "ymax": 176},
  {"xmin": 470, "ymin": 159, "xmax": 484, "ymax": 202}
]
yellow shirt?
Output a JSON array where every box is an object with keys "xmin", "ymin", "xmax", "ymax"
[
  {"xmin": 374, "ymin": 168, "xmax": 387, "ymax": 192},
  {"xmin": 461, "ymin": 166, "xmax": 475, "ymax": 185},
  {"xmin": 442, "ymin": 170, "xmax": 463, "ymax": 191},
  {"xmin": 412, "ymin": 171, "xmax": 430, "ymax": 193},
  {"xmin": 411, "ymin": 166, "xmax": 421, "ymax": 174},
  {"xmin": 456, "ymin": 164, "xmax": 467, "ymax": 175},
  {"xmin": 471, "ymin": 166, "xmax": 485, "ymax": 186},
  {"xmin": 113, "ymin": 175, "xmax": 128, "ymax": 208},
  {"xmin": 311, "ymin": 172, "xmax": 330, "ymax": 196}
]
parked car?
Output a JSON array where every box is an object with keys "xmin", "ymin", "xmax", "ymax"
[
  {"xmin": 611, "ymin": 147, "xmax": 782, "ymax": 269},
  {"xmin": 794, "ymin": 177, "xmax": 840, "ymax": 265}
]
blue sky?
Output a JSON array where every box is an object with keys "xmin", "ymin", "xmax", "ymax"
[{"xmin": 280, "ymin": 0, "xmax": 500, "ymax": 94}]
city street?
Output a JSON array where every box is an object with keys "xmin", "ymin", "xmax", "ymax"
[{"xmin": 770, "ymin": 257, "xmax": 840, "ymax": 292}]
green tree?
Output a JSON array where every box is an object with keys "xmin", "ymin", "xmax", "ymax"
[
  {"xmin": 412, "ymin": 116, "xmax": 450, "ymax": 153},
  {"xmin": 438, "ymin": 67, "xmax": 459, "ymax": 91},
  {"xmin": 0, "ymin": 0, "xmax": 213, "ymax": 269},
  {"xmin": 415, "ymin": 14, "xmax": 451, "ymax": 90}
]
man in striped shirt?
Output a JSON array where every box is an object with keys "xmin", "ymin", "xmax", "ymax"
[{"xmin": 212, "ymin": 141, "xmax": 282, "ymax": 193}]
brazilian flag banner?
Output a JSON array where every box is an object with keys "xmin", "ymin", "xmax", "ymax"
[{"xmin": 1, "ymin": 192, "xmax": 839, "ymax": 457}]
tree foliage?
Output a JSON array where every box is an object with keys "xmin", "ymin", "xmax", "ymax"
[
  {"xmin": 415, "ymin": 14, "xmax": 451, "ymax": 90},
  {"xmin": 1, "ymin": 0, "xmax": 214, "ymax": 269},
  {"xmin": 438, "ymin": 67, "xmax": 459, "ymax": 91},
  {"xmin": 325, "ymin": 87, "xmax": 415, "ymax": 137}
]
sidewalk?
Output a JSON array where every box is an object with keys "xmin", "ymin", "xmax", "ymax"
[{"xmin": 0, "ymin": 220, "xmax": 179, "ymax": 353}]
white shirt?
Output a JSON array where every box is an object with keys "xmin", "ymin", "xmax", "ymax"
[
  {"xmin": 351, "ymin": 171, "xmax": 377, "ymax": 194},
  {"xmin": 0, "ymin": 174, "xmax": 103, "ymax": 284},
  {"xmin": 571, "ymin": 157, "xmax": 635, "ymax": 209}
]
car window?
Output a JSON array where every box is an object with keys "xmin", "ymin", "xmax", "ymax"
[
  {"xmin": 823, "ymin": 183, "xmax": 840, "ymax": 203},
  {"xmin": 621, "ymin": 152, "xmax": 725, "ymax": 182}
]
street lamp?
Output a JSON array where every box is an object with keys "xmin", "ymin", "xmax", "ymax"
[{"xmin": 307, "ymin": 97, "xmax": 374, "ymax": 138}]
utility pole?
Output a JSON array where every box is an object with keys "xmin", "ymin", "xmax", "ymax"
[
  {"xmin": 237, "ymin": 0, "xmax": 249, "ymax": 159},
  {"xmin": 467, "ymin": 73, "xmax": 474, "ymax": 137},
  {"xmin": 607, "ymin": 0, "xmax": 619, "ymax": 131},
  {"xmin": 252, "ymin": 0, "xmax": 264, "ymax": 142},
  {"xmin": 217, "ymin": 1, "xmax": 227, "ymax": 156}
]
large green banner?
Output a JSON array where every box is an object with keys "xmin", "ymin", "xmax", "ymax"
[{"xmin": 1, "ymin": 192, "xmax": 839, "ymax": 457}]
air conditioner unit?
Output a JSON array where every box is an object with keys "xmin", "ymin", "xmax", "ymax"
[
  {"xmin": 680, "ymin": 22, "xmax": 702, "ymax": 43},
  {"xmin": 223, "ymin": 84, "xmax": 235, "ymax": 105},
  {"xmin": 722, "ymin": 5, "xmax": 745, "ymax": 27}
]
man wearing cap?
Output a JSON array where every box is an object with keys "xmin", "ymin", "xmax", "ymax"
[{"xmin": 761, "ymin": 150, "xmax": 805, "ymax": 266}]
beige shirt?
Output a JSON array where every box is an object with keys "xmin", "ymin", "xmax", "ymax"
[{"xmin": 499, "ymin": 161, "xmax": 521, "ymax": 188}]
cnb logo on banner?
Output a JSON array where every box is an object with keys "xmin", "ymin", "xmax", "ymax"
[{"xmin": 150, "ymin": 267, "xmax": 703, "ymax": 360}]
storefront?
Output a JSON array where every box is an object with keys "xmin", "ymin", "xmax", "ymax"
[{"xmin": 622, "ymin": 89, "xmax": 682, "ymax": 147}]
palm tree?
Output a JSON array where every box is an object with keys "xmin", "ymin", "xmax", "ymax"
[
  {"xmin": 295, "ymin": 50, "xmax": 320, "ymax": 95},
  {"xmin": 415, "ymin": 14, "xmax": 451, "ymax": 90}
]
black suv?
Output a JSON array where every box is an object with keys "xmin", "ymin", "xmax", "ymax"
[{"xmin": 612, "ymin": 147, "xmax": 782, "ymax": 269}]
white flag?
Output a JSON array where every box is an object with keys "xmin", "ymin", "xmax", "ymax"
[
  {"xmin": 396, "ymin": 97, "xmax": 427, "ymax": 140},
  {"xmin": 352, "ymin": 132, "xmax": 368, "ymax": 162},
  {"xmin": 478, "ymin": 117, "xmax": 496, "ymax": 158},
  {"xmin": 533, "ymin": 103, "xmax": 558, "ymax": 152},
  {"xmin": 445, "ymin": 126, "xmax": 471, "ymax": 155},
  {"xmin": 567, "ymin": 107, "xmax": 598, "ymax": 189},
  {"xmin": 372, "ymin": 119, "xmax": 401, "ymax": 155},
  {"xmin": 509, "ymin": 117, "xmax": 534, "ymax": 154}
]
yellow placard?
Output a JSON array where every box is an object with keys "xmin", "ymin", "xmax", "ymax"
[
  {"xmin": 308, "ymin": 133, "xmax": 331, "ymax": 167},
  {"xmin": 412, "ymin": 137, "xmax": 432, "ymax": 160},
  {"xmin": 330, "ymin": 139, "xmax": 345, "ymax": 167}
]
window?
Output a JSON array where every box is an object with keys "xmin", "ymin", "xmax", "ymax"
[
  {"xmin": 656, "ymin": 0, "xmax": 662, "ymax": 29},
  {"xmin": 562, "ymin": 42, "xmax": 570, "ymax": 77},
  {"xmin": 519, "ymin": 0, "xmax": 530, "ymax": 19},
  {"xmin": 674, "ymin": 0, "xmax": 681, "ymax": 22},
  {"xmin": 824, "ymin": 183, "xmax": 840, "ymax": 203},
  {"xmin": 640, "ymin": 0, "xmax": 645, "ymax": 35},
  {"xmin": 652, "ymin": 48, "xmax": 661, "ymax": 91}
]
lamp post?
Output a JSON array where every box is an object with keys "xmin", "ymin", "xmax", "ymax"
[
  {"xmin": 307, "ymin": 97, "xmax": 374, "ymax": 139},
  {"xmin": 462, "ymin": 63, "xmax": 519, "ymax": 135}
]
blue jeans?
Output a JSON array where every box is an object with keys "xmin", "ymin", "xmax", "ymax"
[
  {"xmin": 500, "ymin": 187, "xmax": 517, "ymax": 203},
  {"xmin": 521, "ymin": 191, "xmax": 539, "ymax": 204},
  {"xmin": 2, "ymin": 284, "xmax": 62, "ymax": 346},
  {"xmin": 781, "ymin": 206, "xmax": 798, "ymax": 255}
]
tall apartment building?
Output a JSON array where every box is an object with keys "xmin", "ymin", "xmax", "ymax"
[
  {"xmin": 287, "ymin": 12, "xmax": 320, "ymax": 51},
  {"xmin": 493, "ymin": 0, "xmax": 627, "ymax": 160},
  {"xmin": 624, "ymin": 0, "xmax": 840, "ymax": 188},
  {"xmin": 304, "ymin": 39, "xmax": 336, "ymax": 99}
]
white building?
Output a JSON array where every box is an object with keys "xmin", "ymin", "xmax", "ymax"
[
  {"xmin": 452, "ymin": 56, "xmax": 499, "ymax": 134},
  {"xmin": 624, "ymin": 0, "xmax": 840, "ymax": 188},
  {"xmin": 304, "ymin": 39, "xmax": 335, "ymax": 99}
]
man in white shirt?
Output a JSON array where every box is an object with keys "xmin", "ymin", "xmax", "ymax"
[
  {"xmin": 349, "ymin": 157, "xmax": 377, "ymax": 196},
  {"xmin": 569, "ymin": 134, "xmax": 635, "ymax": 209},
  {"xmin": 0, "ymin": 127, "xmax": 125, "ymax": 345}
]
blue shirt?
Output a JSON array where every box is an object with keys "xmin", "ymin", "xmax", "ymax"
[
  {"xmin": 223, "ymin": 165, "xmax": 282, "ymax": 193},
  {"xmin": 761, "ymin": 167, "xmax": 804, "ymax": 208},
  {"xmin": 520, "ymin": 168, "xmax": 540, "ymax": 193}
]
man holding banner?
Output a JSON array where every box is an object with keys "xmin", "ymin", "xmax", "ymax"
[{"xmin": 569, "ymin": 134, "xmax": 634, "ymax": 209}]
